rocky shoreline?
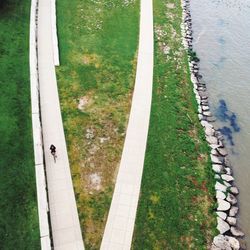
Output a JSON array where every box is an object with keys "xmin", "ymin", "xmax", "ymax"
[{"xmin": 181, "ymin": 0, "xmax": 246, "ymax": 249}]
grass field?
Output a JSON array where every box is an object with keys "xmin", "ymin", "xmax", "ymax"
[
  {"xmin": 0, "ymin": 0, "xmax": 40, "ymax": 249},
  {"xmin": 56, "ymin": 0, "xmax": 139, "ymax": 248},
  {"xmin": 132, "ymin": 1, "xmax": 217, "ymax": 249}
]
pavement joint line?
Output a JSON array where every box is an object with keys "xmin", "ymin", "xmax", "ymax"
[{"xmin": 100, "ymin": 0, "xmax": 154, "ymax": 248}]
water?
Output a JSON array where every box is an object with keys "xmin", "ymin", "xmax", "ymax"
[{"xmin": 190, "ymin": 0, "xmax": 250, "ymax": 247}]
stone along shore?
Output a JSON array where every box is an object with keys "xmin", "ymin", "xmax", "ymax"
[{"xmin": 181, "ymin": 0, "xmax": 246, "ymax": 249}]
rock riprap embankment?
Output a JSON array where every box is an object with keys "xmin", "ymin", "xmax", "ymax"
[{"xmin": 181, "ymin": 0, "xmax": 245, "ymax": 249}]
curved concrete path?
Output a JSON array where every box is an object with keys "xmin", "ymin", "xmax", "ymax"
[
  {"xmin": 100, "ymin": 0, "xmax": 154, "ymax": 249},
  {"xmin": 37, "ymin": 0, "xmax": 84, "ymax": 249}
]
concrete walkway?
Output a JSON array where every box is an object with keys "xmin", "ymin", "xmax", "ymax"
[
  {"xmin": 37, "ymin": 0, "xmax": 84, "ymax": 249},
  {"xmin": 100, "ymin": 0, "xmax": 154, "ymax": 249}
]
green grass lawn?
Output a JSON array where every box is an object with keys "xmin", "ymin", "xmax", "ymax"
[
  {"xmin": 132, "ymin": 1, "xmax": 217, "ymax": 249},
  {"xmin": 0, "ymin": 0, "xmax": 40, "ymax": 249},
  {"xmin": 56, "ymin": 0, "xmax": 139, "ymax": 248}
]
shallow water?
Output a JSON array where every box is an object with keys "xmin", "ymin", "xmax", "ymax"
[{"xmin": 190, "ymin": 0, "xmax": 250, "ymax": 247}]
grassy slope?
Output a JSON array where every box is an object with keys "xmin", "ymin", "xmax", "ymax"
[
  {"xmin": 132, "ymin": 0, "xmax": 217, "ymax": 249},
  {"xmin": 0, "ymin": 0, "xmax": 40, "ymax": 249},
  {"xmin": 56, "ymin": 0, "xmax": 139, "ymax": 249}
]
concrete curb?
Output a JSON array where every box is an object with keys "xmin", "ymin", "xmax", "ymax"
[
  {"xmin": 29, "ymin": 0, "xmax": 51, "ymax": 249},
  {"xmin": 51, "ymin": 0, "xmax": 60, "ymax": 66}
]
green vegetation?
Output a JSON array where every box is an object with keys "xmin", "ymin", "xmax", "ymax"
[
  {"xmin": 56, "ymin": 0, "xmax": 139, "ymax": 248},
  {"xmin": 132, "ymin": 1, "xmax": 217, "ymax": 249},
  {"xmin": 0, "ymin": 0, "xmax": 40, "ymax": 249}
]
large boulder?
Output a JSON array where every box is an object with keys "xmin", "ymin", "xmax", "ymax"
[
  {"xmin": 211, "ymin": 154, "xmax": 223, "ymax": 164},
  {"xmin": 225, "ymin": 236, "xmax": 240, "ymax": 250},
  {"xmin": 212, "ymin": 235, "xmax": 231, "ymax": 250},
  {"xmin": 217, "ymin": 217, "xmax": 230, "ymax": 234},
  {"xmin": 230, "ymin": 227, "xmax": 245, "ymax": 237},
  {"xmin": 215, "ymin": 182, "xmax": 228, "ymax": 192},
  {"xmin": 225, "ymin": 167, "xmax": 232, "ymax": 175},
  {"xmin": 229, "ymin": 206, "xmax": 239, "ymax": 217},
  {"xmin": 216, "ymin": 147, "xmax": 228, "ymax": 156},
  {"xmin": 212, "ymin": 235, "xmax": 240, "ymax": 250},
  {"xmin": 213, "ymin": 164, "xmax": 224, "ymax": 174},
  {"xmin": 229, "ymin": 186, "xmax": 239, "ymax": 195},
  {"xmin": 226, "ymin": 216, "xmax": 237, "ymax": 226},
  {"xmin": 206, "ymin": 135, "xmax": 218, "ymax": 145},
  {"xmin": 221, "ymin": 174, "xmax": 234, "ymax": 182},
  {"xmin": 216, "ymin": 190, "xmax": 226, "ymax": 200},
  {"xmin": 217, "ymin": 198, "xmax": 231, "ymax": 211},
  {"xmin": 216, "ymin": 211, "xmax": 227, "ymax": 220},
  {"xmin": 226, "ymin": 193, "xmax": 237, "ymax": 205}
]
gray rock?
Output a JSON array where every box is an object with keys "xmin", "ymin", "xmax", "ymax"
[
  {"xmin": 225, "ymin": 236, "xmax": 240, "ymax": 250},
  {"xmin": 226, "ymin": 216, "xmax": 237, "ymax": 226},
  {"xmin": 210, "ymin": 143, "xmax": 221, "ymax": 150},
  {"xmin": 201, "ymin": 120, "xmax": 212, "ymax": 129},
  {"xmin": 229, "ymin": 186, "xmax": 239, "ymax": 195},
  {"xmin": 217, "ymin": 198, "xmax": 231, "ymax": 211},
  {"xmin": 211, "ymin": 149, "xmax": 219, "ymax": 155},
  {"xmin": 212, "ymin": 235, "xmax": 231, "ymax": 250},
  {"xmin": 223, "ymin": 181, "xmax": 232, "ymax": 188},
  {"xmin": 225, "ymin": 167, "xmax": 232, "ymax": 175},
  {"xmin": 216, "ymin": 211, "xmax": 227, "ymax": 220},
  {"xmin": 226, "ymin": 193, "xmax": 237, "ymax": 205},
  {"xmin": 198, "ymin": 105, "xmax": 202, "ymax": 114},
  {"xmin": 202, "ymin": 105, "xmax": 210, "ymax": 111},
  {"xmin": 221, "ymin": 174, "xmax": 234, "ymax": 182},
  {"xmin": 212, "ymin": 164, "xmax": 224, "ymax": 174},
  {"xmin": 211, "ymin": 154, "xmax": 223, "ymax": 164},
  {"xmin": 215, "ymin": 174, "xmax": 221, "ymax": 180},
  {"xmin": 206, "ymin": 135, "xmax": 218, "ymax": 145},
  {"xmin": 217, "ymin": 147, "xmax": 228, "ymax": 156},
  {"xmin": 198, "ymin": 114, "xmax": 204, "ymax": 121},
  {"xmin": 215, "ymin": 182, "xmax": 227, "ymax": 192},
  {"xmin": 216, "ymin": 190, "xmax": 226, "ymax": 200},
  {"xmin": 230, "ymin": 227, "xmax": 245, "ymax": 237},
  {"xmin": 205, "ymin": 126, "xmax": 215, "ymax": 136},
  {"xmin": 207, "ymin": 116, "xmax": 216, "ymax": 122},
  {"xmin": 229, "ymin": 206, "xmax": 239, "ymax": 217},
  {"xmin": 203, "ymin": 111, "xmax": 212, "ymax": 116},
  {"xmin": 217, "ymin": 217, "xmax": 230, "ymax": 234}
]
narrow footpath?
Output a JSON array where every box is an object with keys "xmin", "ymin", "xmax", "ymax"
[
  {"xmin": 100, "ymin": 0, "xmax": 154, "ymax": 249},
  {"xmin": 37, "ymin": 0, "xmax": 84, "ymax": 249}
]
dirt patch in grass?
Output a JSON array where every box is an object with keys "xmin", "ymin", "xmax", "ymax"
[{"xmin": 56, "ymin": 0, "xmax": 139, "ymax": 248}]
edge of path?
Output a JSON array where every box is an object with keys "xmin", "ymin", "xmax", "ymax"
[
  {"xmin": 100, "ymin": 0, "xmax": 154, "ymax": 249},
  {"xmin": 34, "ymin": 0, "xmax": 85, "ymax": 249},
  {"xmin": 29, "ymin": 0, "xmax": 51, "ymax": 248}
]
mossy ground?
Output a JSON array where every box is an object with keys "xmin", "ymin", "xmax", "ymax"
[
  {"xmin": 56, "ymin": 0, "xmax": 139, "ymax": 249},
  {"xmin": 132, "ymin": 1, "xmax": 217, "ymax": 249},
  {"xmin": 0, "ymin": 0, "xmax": 40, "ymax": 249}
]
